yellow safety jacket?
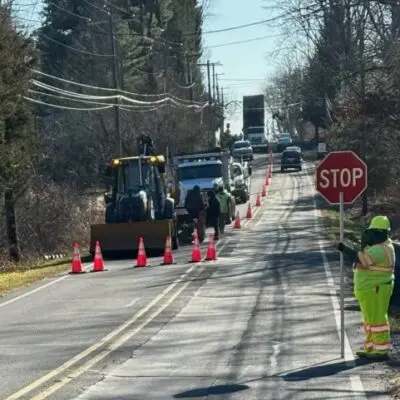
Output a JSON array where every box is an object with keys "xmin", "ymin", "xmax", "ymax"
[{"xmin": 354, "ymin": 240, "xmax": 395, "ymax": 291}]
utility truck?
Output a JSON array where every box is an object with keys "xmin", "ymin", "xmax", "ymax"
[{"xmin": 173, "ymin": 148, "xmax": 237, "ymax": 242}]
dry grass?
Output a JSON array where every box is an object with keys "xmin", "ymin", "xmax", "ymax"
[
  {"xmin": 0, "ymin": 259, "xmax": 70, "ymax": 295},
  {"xmin": 320, "ymin": 207, "xmax": 362, "ymax": 246},
  {"xmin": 0, "ymin": 254, "xmax": 91, "ymax": 295}
]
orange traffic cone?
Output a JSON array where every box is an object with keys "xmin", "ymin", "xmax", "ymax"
[
  {"xmin": 135, "ymin": 237, "xmax": 149, "ymax": 267},
  {"xmin": 262, "ymin": 185, "xmax": 266, "ymax": 197},
  {"xmin": 189, "ymin": 232, "xmax": 202, "ymax": 263},
  {"xmin": 246, "ymin": 203, "xmax": 252, "ymax": 219},
  {"xmin": 161, "ymin": 236, "xmax": 175, "ymax": 265},
  {"xmin": 91, "ymin": 241, "xmax": 107, "ymax": 272},
  {"xmin": 233, "ymin": 211, "xmax": 241, "ymax": 229},
  {"xmin": 70, "ymin": 241, "xmax": 85, "ymax": 274},
  {"xmin": 256, "ymin": 193, "xmax": 261, "ymax": 206},
  {"xmin": 205, "ymin": 233, "xmax": 217, "ymax": 261}
]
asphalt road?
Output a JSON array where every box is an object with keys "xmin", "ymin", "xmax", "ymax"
[{"xmin": 0, "ymin": 153, "xmax": 390, "ymax": 399}]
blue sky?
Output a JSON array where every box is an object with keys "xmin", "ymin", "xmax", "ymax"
[
  {"xmin": 202, "ymin": 0, "xmax": 281, "ymax": 135},
  {"xmin": 18, "ymin": 0, "xmax": 282, "ymax": 136}
]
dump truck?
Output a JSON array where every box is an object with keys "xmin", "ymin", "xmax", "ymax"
[
  {"xmin": 89, "ymin": 154, "xmax": 178, "ymax": 256},
  {"xmin": 173, "ymin": 148, "xmax": 236, "ymax": 242},
  {"xmin": 243, "ymin": 94, "xmax": 268, "ymax": 152}
]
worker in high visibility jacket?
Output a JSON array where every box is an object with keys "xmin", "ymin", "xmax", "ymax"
[{"xmin": 338, "ymin": 215, "xmax": 395, "ymax": 359}]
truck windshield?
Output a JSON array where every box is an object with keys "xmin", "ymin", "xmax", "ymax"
[
  {"xmin": 117, "ymin": 161, "xmax": 151, "ymax": 193},
  {"xmin": 178, "ymin": 164, "xmax": 223, "ymax": 180}
]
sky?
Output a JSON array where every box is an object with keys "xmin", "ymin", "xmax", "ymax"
[
  {"xmin": 202, "ymin": 0, "xmax": 281, "ymax": 135},
  {"xmin": 17, "ymin": 0, "xmax": 282, "ymax": 137}
]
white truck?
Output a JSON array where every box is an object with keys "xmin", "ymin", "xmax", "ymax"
[{"xmin": 173, "ymin": 149, "xmax": 237, "ymax": 242}]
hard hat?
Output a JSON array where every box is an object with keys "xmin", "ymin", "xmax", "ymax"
[{"xmin": 368, "ymin": 215, "xmax": 391, "ymax": 231}]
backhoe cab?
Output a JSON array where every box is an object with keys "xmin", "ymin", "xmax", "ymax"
[{"xmin": 90, "ymin": 154, "xmax": 178, "ymax": 256}]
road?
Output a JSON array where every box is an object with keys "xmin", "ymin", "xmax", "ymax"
[{"xmin": 0, "ymin": 154, "xmax": 390, "ymax": 399}]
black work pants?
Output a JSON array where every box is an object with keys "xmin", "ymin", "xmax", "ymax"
[{"xmin": 209, "ymin": 216, "xmax": 220, "ymax": 240}]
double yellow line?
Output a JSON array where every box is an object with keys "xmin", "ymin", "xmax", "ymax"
[
  {"xmin": 6, "ymin": 263, "xmax": 200, "ymax": 400},
  {"xmin": 7, "ymin": 171, "xmax": 269, "ymax": 399}
]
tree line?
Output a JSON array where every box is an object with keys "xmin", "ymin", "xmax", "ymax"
[
  {"xmin": 0, "ymin": 0, "xmax": 221, "ymax": 264},
  {"xmin": 265, "ymin": 0, "xmax": 400, "ymax": 217}
]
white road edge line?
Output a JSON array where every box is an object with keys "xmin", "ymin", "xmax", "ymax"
[
  {"xmin": 0, "ymin": 262, "xmax": 91, "ymax": 309},
  {"xmin": 31, "ymin": 267, "xmax": 204, "ymax": 400},
  {"xmin": 0, "ymin": 164, "xmax": 269, "ymax": 310},
  {"xmin": 8, "ymin": 228, "xmax": 233, "ymax": 399},
  {"xmin": 305, "ymin": 169, "xmax": 366, "ymax": 398},
  {"xmin": 5, "ymin": 264, "xmax": 198, "ymax": 400}
]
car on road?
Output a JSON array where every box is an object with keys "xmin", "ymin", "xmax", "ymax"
[
  {"xmin": 285, "ymin": 146, "xmax": 301, "ymax": 153},
  {"xmin": 281, "ymin": 148, "xmax": 302, "ymax": 172},
  {"xmin": 232, "ymin": 140, "xmax": 253, "ymax": 161},
  {"xmin": 277, "ymin": 136, "xmax": 293, "ymax": 152}
]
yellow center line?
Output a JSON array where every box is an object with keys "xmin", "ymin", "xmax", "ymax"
[
  {"xmin": 5, "ymin": 264, "xmax": 197, "ymax": 400},
  {"xmin": 31, "ymin": 266, "xmax": 205, "ymax": 400}
]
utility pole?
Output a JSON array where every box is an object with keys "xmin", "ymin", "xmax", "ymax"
[
  {"xmin": 186, "ymin": 53, "xmax": 193, "ymax": 101},
  {"xmin": 197, "ymin": 61, "xmax": 222, "ymax": 147},
  {"xmin": 207, "ymin": 60, "xmax": 212, "ymax": 105},
  {"xmin": 108, "ymin": 10, "xmax": 122, "ymax": 157},
  {"xmin": 212, "ymin": 63, "xmax": 216, "ymax": 102}
]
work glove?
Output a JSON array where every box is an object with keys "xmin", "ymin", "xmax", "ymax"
[{"xmin": 337, "ymin": 242, "xmax": 345, "ymax": 252}]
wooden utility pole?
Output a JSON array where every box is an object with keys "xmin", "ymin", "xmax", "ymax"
[{"xmin": 108, "ymin": 10, "xmax": 122, "ymax": 157}]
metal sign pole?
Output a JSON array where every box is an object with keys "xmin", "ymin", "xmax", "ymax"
[{"xmin": 339, "ymin": 191, "xmax": 345, "ymax": 358}]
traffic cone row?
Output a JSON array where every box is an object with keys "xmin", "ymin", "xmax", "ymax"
[{"xmin": 69, "ymin": 153, "xmax": 275, "ymax": 274}]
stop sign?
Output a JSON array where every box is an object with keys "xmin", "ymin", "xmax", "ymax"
[{"xmin": 316, "ymin": 151, "xmax": 367, "ymax": 204}]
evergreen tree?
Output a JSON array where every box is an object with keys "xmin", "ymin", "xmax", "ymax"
[{"xmin": 0, "ymin": 5, "xmax": 38, "ymax": 261}]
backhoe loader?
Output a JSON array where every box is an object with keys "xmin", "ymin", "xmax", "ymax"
[{"xmin": 89, "ymin": 154, "xmax": 178, "ymax": 256}]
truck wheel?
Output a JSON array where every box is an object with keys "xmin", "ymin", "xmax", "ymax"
[
  {"xmin": 163, "ymin": 198, "xmax": 174, "ymax": 219},
  {"xmin": 105, "ymin": 204, "xmax": 115, "ymax": 223}
]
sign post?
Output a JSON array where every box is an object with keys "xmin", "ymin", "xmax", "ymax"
[{"xmin": 316, "ymin": 151, "xmax": 368, "ymax": 358}]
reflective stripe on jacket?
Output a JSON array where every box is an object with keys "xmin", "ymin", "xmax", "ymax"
[{"xmin": 354, "ymin": 240, "xmax": 395, "ymax": 291}]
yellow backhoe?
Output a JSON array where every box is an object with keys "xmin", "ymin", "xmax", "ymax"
[{"xmin": 89, "ymin": 155, "xmax": 178, "ymax": 256}]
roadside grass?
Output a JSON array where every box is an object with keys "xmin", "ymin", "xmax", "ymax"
[
  {"xmin": 320, "ymin": 206, "xmax": 363, "ymax": 247},
  {"xmin": 0, "ymin": 253, "xmax": 91, "ymax": 295},
  {"xmin": 302, "ymin": 149, "xmax": 318, "ymax": 162}
]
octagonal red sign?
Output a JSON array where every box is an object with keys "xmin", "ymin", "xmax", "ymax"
[{"xmin": 316, "ymin": 151, "xmax": 368, "ymax": 204}]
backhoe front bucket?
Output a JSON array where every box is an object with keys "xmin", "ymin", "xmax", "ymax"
[{"xmin": 90, "ymin": 219, "xmax": 174, "ymax": 256}]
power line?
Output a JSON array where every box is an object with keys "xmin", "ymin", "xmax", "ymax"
[
  {"xmin": 196, "ymin": 14, "xmax": 285, "ymax": 36},
  {"xmin": 24, "ymin": 96, "xmax": 113, "ymax": 111},
  {"xmin": 208, "ymin": 34, "xmax": 279, "ymax": 49},
  {"xmin": 30, "ymin": 79, "xmax": 208, "ymax": 109},
  {"xmin": 31, "ymin": 69, "xmax": 204, "ymax": 104}
]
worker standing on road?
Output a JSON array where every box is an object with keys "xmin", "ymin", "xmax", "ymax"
[
  {"xmin": 216, "ymin": 186, "xmax": 229, "ymax": 234},
  {"xmin": 184, "ymin": 185, "xmax": 206, "ymax": 243},
  {"xmin": 338, "ymin": 215, "xmax": 395, "ymax": 359},
  {"xmin": 207, "ymin": 190, "xmax": 221, "ymax": 240}
]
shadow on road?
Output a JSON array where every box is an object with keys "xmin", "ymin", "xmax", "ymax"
[
  {"xmin": 281, "ymin": 358, "xmax": 375, "ymax": 381},
  {"xmin": 173, "ymin": 383, "xmax": 249, "ymax": 398}
]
